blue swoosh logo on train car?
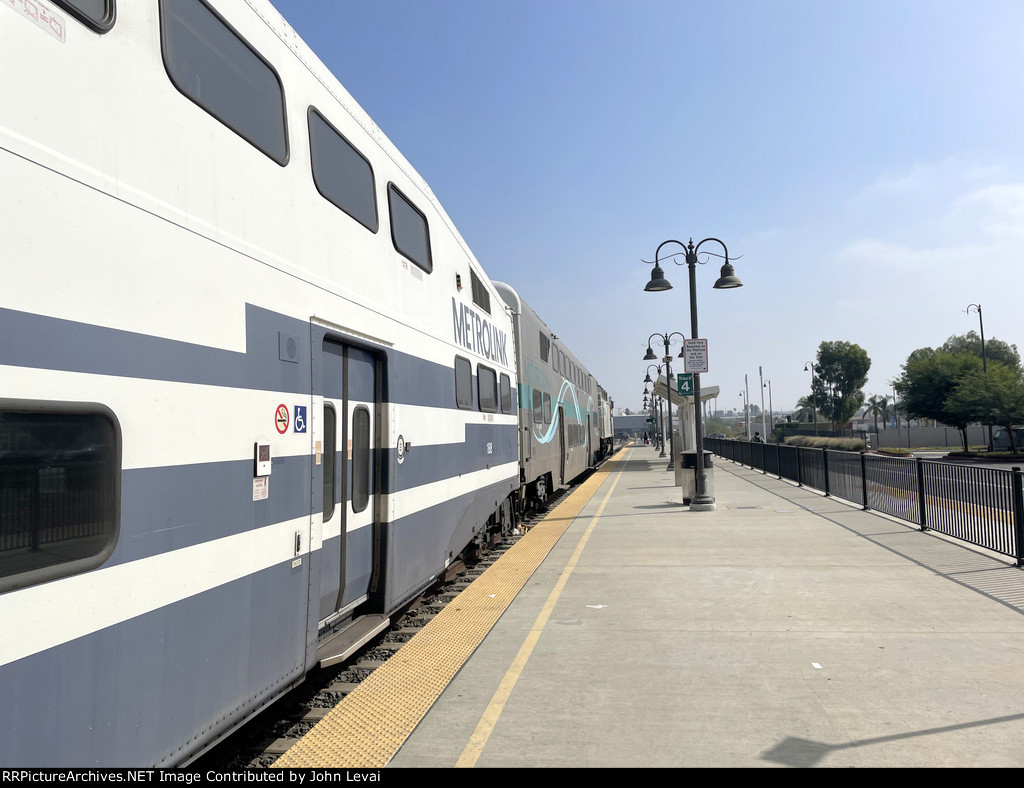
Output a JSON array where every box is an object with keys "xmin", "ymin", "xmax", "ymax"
[{"xmin": 534, "ymin": 380, "xmax": 596, "ymax": 447}]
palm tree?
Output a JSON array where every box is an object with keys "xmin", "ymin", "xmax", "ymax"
[
  {"xmin": 794, "ymin": 396, "xmax": 817, "ymax": 423},
  {"xmin": 864, "ymin": 394, "xmax": 890, "ymax": 436}
]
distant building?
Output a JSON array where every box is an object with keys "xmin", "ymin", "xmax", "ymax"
[{"xmin": 613, "ymin": 414, "xmax": 650, "ymax": 440}]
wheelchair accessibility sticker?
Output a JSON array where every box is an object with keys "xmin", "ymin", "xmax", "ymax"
[{"xmin": 293, "ymin": 405, "xmax": 307, "ymax": 433}]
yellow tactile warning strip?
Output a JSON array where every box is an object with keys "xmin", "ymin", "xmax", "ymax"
[{"xmin": 273, "ymin": 448, "xmax": 631, "ymax": 769}]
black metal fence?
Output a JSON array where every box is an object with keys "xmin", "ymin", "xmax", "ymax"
[{"xmin": 705, "ymin": 438, "xmax": 1024, "ymax": 565}]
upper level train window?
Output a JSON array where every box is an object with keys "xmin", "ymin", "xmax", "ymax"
[
  {"xmin": 308, "ymin": 108, "xmax": 378, "ymax": 232},
  {"xmin": 388, "ymin": 184, "xmax": 432, "ymax": 273},
  {"xmin": 0, "ymin": 405, "xmax": 120, "ymax": 593},
  {"xmin": 52, "ymin": 0, "xmax": 115, "ymax": 32},
  {"xmin": 161, "ymin": 0, "xmax": 288, "ymax": 165},
  {"xmin": 499, "ymin": 374, "xmax": 513, "ymax": 415},
  {"xmin": 478, "ymin": 365, "xmax": 497, "ymax": 413},
  {"xmin": 470, "ymin": 270, "xmax": 490, "ymax": 314},
  {"xmin": 455, "ymin": 356, "xmax": 472, "ymax": 410},
  {"xmin": 538, "ymin": 333, "xmax": 550, "ymax": 363}
]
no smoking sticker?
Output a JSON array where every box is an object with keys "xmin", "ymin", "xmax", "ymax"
[{"xmin": 275, "ymin": 404, "xmax": 289, "ymax": 434}]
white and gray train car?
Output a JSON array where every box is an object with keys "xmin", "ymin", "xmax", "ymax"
[
  {"xmin": 493, "ymin": 283, "xmax": 605, "ymax": 510},
  {"xmin": 596, "ymin": 384, "xmax": 615, "ymax": 458},
  {"xmin": 1, "ymin": 0, "xmax": 519, "ymax": 767}
]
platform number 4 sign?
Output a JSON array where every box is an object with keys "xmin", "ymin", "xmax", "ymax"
[{"xmin": 677, "ymin": 374, "xmax": 694, "ymax": 397}]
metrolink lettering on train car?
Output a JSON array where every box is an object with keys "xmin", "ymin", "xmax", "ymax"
[{"xmin": 451, "ymin": 297, "xmax": 508, "ymax": 366}]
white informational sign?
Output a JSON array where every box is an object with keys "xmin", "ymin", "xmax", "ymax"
[{"xmin": 683, "ymin": 338, "xmax": 709, "ymax": 373}]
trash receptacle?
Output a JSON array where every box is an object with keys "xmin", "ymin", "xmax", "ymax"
[{"xmin": 676, "ymin": 449, "xmax": 715, "ymax": 504}]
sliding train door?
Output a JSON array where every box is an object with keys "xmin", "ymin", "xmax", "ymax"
[
  {"xmin": 317, "ymin": 337, "xmax": 378, "ymax": 624},
  {"xmin": 558, "ymin": 404, "xmax": 566, "ymax": 485}
]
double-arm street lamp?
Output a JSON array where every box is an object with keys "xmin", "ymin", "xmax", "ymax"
[
  {"xmin": 644, "ymin": 364, "xmax": 666, "ymax": 455},
  {"xmin": 644, "ymin": 238, "xmax": 742, "ymax": 510},
  {"xmin": 642, "ymin": 389, "xmax": 660, "ymax": 451},
  {"xmin": 644, "ymin": 332, "xmax": 686, "ymax": 469}
]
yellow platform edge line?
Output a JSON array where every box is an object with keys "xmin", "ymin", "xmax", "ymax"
[{"xmin": 273, "ymin": 450, "xmax": 629, "ymax": 769}]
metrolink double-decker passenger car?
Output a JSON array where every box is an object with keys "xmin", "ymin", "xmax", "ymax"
[
  {"xmin": 493, "ymin": 283, "xmax": 604, "ymax": 510},
  {"xmin": 1, "ymin": 0, "xmax": 519, "ymax": 766}
]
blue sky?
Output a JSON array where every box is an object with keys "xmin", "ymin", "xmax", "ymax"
[{"xmin": 270, "ymin": 0, "xmax": 1024, "ymax": 418}]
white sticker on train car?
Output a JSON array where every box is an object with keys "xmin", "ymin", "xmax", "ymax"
[
  {"xmin": 253, "ymin": 477, "xmax": 269, "ymax": 501},
  {"xmin": 4, "ymin": 0, "xmax": 66, "ymax": 42}
]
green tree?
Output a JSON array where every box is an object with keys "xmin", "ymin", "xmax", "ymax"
[
  {"xmin": 946, "ymin": 364, "xmax": 1024, "ymax": 452},
  {"xmin": 896, "ymin": 349, "xmax": 983, "ymax": 451},
  {"xmin": 940, "ymin": 331, "xmax": 1021, "ymax": 371},
  {"xmin": 812, "ymin": 341, "xmax": 871, "ymax": 428}
]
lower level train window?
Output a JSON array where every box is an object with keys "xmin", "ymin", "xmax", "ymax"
[
  {"xmin": 477, "ymin": 365, "xmax": 497, "ymax": 413},
  {"xmin": 0, "ymin": 406, "xmax": 120, "ymax": 593},
  {"xmin": 532, "ymin": 389, "xmax": 543, "ymax": 423},
  {"xmin": 455, "ymin": 356, "xmax": 473, "ymax": 409}
]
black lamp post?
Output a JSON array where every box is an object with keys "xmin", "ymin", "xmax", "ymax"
[
  {"xmin": 645, "ymin": 332, "xmax": 685, "ymax": 469},
  {"xmin": 804, "ymin": 361, "xmax": 819, "ymax": 436},
  {"xmin": 645, "ymin": 364, "xmax": 666, "ymax": 455},
  {"xmin": 643, "ymin": 392, "xmax": 657, "ymax": 447},
  {"xmin": 644, "ymin": 238, "xmax": 742, "ymax": 510},
  {"xmin": 966, "ymin": 303, "xmax": 993, "ymax": 451}
]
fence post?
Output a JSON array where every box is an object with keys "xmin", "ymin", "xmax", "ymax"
[
  {"xmin": 1012, "ymin": 466, "xmax": 1024, "ymax": 567},
  {"xmin": 796, "ymin": 448, "xmax": 802, "ymax": 487},
  {"xmin": 916, "ymin": 457, "xmax": 927, "ymax": 531},
  {"xmin": 860, "ymin": 451, "xmax": 869, "ymax": 510},
  {"xmin": 822, "ymin": 448, "xmax": 830, "ymax": 497}
]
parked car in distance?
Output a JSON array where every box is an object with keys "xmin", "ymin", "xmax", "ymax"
[{"xmin": 992, "ymin": 427, "xmax": 1024, "ymax": 452}]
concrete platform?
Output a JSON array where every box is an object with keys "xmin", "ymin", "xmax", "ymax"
[{"xmin": 389, "ymin": 444, "xmax": 1024, "ymax": 768}]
